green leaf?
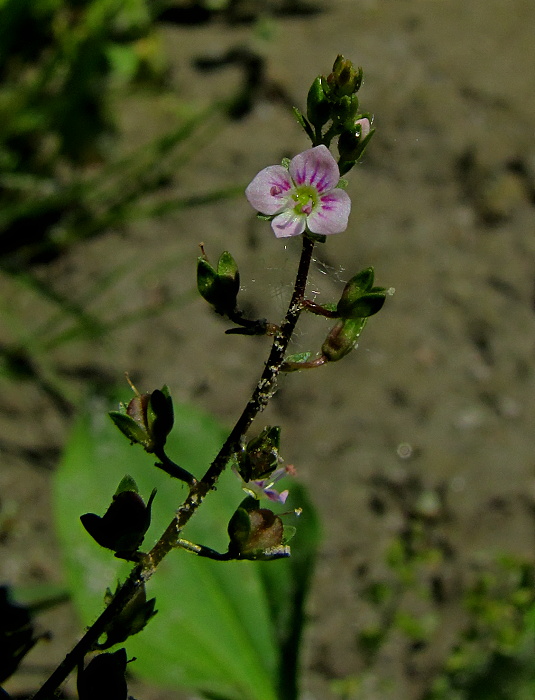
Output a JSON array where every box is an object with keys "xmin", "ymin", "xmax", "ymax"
[{"xmin": 54, "ymin": 396, "xmax": 319, "ymax": 700}]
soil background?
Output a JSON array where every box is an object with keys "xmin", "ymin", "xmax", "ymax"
[{"xmin": 2, "ymin": 1, "xmax": 535, "ymax": 699}]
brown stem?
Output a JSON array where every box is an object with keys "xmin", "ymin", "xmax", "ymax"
[
  {"xmin": 281, "ymin": 355, "xmax": 328, "ymax": 372},
  {"xmin": 30, "ymin": 234, "xmax": 315, "ymax": 700},
  {"xmin": 302, "ymin": 300, "xmax": 338, "ymax": 318}
]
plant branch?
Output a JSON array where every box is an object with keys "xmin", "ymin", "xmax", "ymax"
[{"xmin": 30, "ymin": 234, "xmax": 316, "ymax": 700}]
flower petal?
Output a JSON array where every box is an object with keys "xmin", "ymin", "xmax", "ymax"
[
  {"xmin": 289, "ymin": 144, "xmax": 340, "ymax": 194},
  {"xmin": 265, "ymin": 488, "xmax": 289, "ymax": 504},
  {"xmin": 307, "ymin": 188, "xmax": 351, "ymax": 235},
  {"xmin": 271, "ymin": 209, "xmax": 307, "ymax": 238},
  {"xmin": 355, "ymin": 117, "xmax": 371, "ymax": 139},
  {"xmin": 245, "ymin": 165, "xmax": 293, "ymax": 215}
]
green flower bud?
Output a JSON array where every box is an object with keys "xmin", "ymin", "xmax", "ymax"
[
  {"xmin": 328, "ymin": 55, "xmax": 363, "ymax": 98},
  {"xmin": 322, "ymin": 317, "xmax": 367, "ymax": 362},
  {"xmin": 336, "ymin": 267, "xmax": 387, "ymax": 319},
  {"xmin": 306, "ymin": 76, "xmax": 331, "ymax": 130},
  {"xmin": 197, "ymin": 249, "xmax": 240, "ymax": 316},
  {"xmin": 337, "ymin": 117, "xmax": 374, "ymax": 174},
  {"xmin": 335, "ymin": 94, "xmax": 360, "ymax": 126}
]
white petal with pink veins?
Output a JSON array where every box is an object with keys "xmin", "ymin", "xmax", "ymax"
[
  {"xmin": 271, "ymin": 210, "xmax": 307, "ymax": 238},
  {"xmin": 289, "ymin": 145, "xmax": 340, "ymax": 193},
  {"xmin": 245, "ymin": 165, "xmax": 292, "ymax": 215},
  {"xmin": 307, "ymin": 189, "xmax": 351, "ymax": 235}
]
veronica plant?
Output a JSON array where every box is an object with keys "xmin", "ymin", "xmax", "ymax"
[{"xmin": 16, "ymin": 55, "xmax": 390, "ymax": 700}]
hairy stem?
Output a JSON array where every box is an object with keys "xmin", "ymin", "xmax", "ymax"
[{"xmin": 31, "ymin": 234, "xmax": 315, "ymax": 700}]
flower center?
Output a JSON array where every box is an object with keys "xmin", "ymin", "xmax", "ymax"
[{"xmin": 292, "ymin": 185, "xmax": 317, "ymax": 216}]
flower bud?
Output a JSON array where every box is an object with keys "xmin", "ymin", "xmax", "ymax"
[
  {"xmin": 109, "ymin": 384, "xmax": 174, "ymax": 453},
  {"xmin": 77, "ymin": 648, "xmax": 128, "ymax": 700},
  {"xmin": 327, "ymin": 55, "xmax": 363, "ymax": 98},
  {"xmin": 336, "ymin": 267, "xmax": 387, "ymax": 319},
  {"xmin": 238, "ymin": 426, "xmax": 281, "ymax": 482},
  {"xmin": 98, "ymin": 584, "xmax": 157, "ymax": 650},
  {"xmin": 227, "ymin": 497, "xmax": 291, "ymax": 561},
  {"xmin": 80, "ymin": 476, "xmax": 156, "ymax": 558},
  {"xmin": 337, "ymin": 117, "xmax": 374, "ymax": 174},
  {"xmin": 197, "ymin": 250, "xmax": 240, "ymax": 316},
  {"xmin": 322, "ymin": 317, "xmax": 367, "ymax": 362},
  {"xmin": 306, "ymin": 76, "xmax": 331, "ymax": 130},
  {"xmin": 336, "ymin": 94, "xmax": 360, "ymax": 126}
]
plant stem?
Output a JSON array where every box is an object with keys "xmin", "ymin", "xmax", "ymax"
[{"xmin": 30, "ymin": 234, "xmax": 315, "ymax": 699}]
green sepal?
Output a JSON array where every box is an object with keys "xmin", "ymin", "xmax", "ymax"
[
  {"xmin": 197, "ymin": 251, "xmax": 240, "ymax": 316},
  {"xmin": 108, "ymin": 411, "xmax": 150, "ymax": 448},
  {"xmin": 109, "ymin": 385, "xmax": 174, "ymax": 452},
  {"xmin": 196, "ymin": 256, "xmax": 218, "ymax": 305},
  {"xmin": 345, "ymin": 291, "xmax": 386, "ymax": 318},
  {"xmin": 351, "ymin": 266, "xmax": 375, "ymax": 291},
  {"xmin": 282, "ymin": 525, "xmax": 297, "ymax": 544},
  {"xmin": 292, "ymin": 106, "xmax": 315, "ymax": 143},
  {"xmin": 114, "ymin": 474, "xmax": 139, "ymax": 496},
  {"xmin": 215, "ymin": 251, "xmax": 240, "ymax": 314},
  {"xmin": 305, "ymin": 231, "xmax": 327, "ymax": 244},
  {"xmin": 217, "ymin": 251, "xmax": 239, "ymax": 281},
  {"xmin": 338, "ymin": 127, "xmax": 375, "ymax": 175},
  {"xmin": 146, "ymin": 386, "xmax": 174, "ymax": 449},
  {"xmin": 335, "ymin": 94, "xmax": 359, "ymax": 126},
  {"xmin": 337, "ymin": 267, "xmax": 387, "ymax": 319}
]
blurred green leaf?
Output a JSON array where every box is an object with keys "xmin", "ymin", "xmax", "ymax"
[{"xmin": 54, "ymin": 396, "xmax": 319, "ymax": 699}]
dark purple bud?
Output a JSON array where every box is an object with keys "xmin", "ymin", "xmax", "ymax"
[
  {"xmin": 77, "ymin": 648, "xmax": 128, "ymax": 700},
  {"xmin": 80, "ymin": 476, "xmax": 156, "ymax": 558}
]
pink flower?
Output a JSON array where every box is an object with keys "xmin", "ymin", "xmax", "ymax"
[
  {"xmin": 232, "ymin": 465, "xmax": 291, "ymax": 504},
  {"xmin": 245, "ymin": 145, "xmax": 351, "ymax": 238}
]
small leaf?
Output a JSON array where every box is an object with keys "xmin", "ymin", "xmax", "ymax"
[
  {"xmin": 108, "ymin": 411, "xmax": 149, "ymax": 448},
  {"xmin": 283, "ymin": 352, "xmax": 312, "ymax": 364}
]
